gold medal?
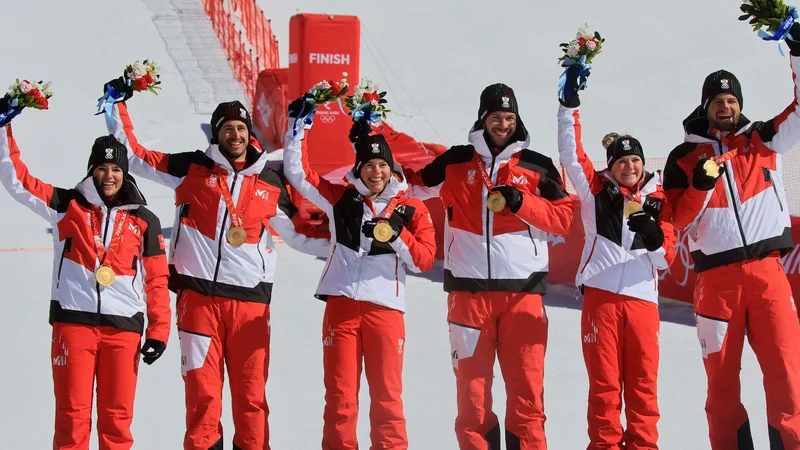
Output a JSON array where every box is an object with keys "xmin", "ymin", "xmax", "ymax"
[
  {"xmin": 227, "ymin": 226, "xmax": 247, "ymax": 247},
  {"xmin": 373, "ymin": 222, "xmax": 394, "ymax": 243},
  {"xmin": 703, "ymin": 159, "xmax": 720, "ymax": 178},
  {"xmin": 95, "ymin": 265, "xmax": 116, "ymax": 287},
  {"xmin": 487, "ymin": 193, "xmax": 506, "ymax": 212},
  {"xmin": 623, "ymin": 201, "xmax": 643, "ymax": 218}
]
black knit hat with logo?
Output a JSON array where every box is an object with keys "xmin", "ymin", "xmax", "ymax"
[
  {"xmin": 606, "ymin": 135, "xmax": 645, "ymax": 169},
  {"xmin": 478, "ymin": 83, "xmax": 519, "ymax": 121},
  {"xmin": 702, "ymin": 70, "xmax": 743, "ymax": 111},
  {"xmin": 352, "ymin": 134, "xmax": 394, "ymax": 176},
  {"xmin": 87, "ymin": 135, "xmax": 128, "ymax": 177},
  {"xmin": 210, "ymin": 100, "xmax": 252, "ymax": 143}
]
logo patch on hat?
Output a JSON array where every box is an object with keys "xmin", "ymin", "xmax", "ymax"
[
  {"xmin": 105, "ymin": 148, "xmax": 114, "ymax": 159},
  {"xmin": 371, "ymin": 142, "xmax": 380, "ymax": 153},
  {"xmin": 622, "ymin": 140, "xmax": 632, "ymax": 151},
  {"xmin": 239, "ymin": 108, "xmax": 248, "ymax": 119},
  {"xmin": 721, "ymin": 79, "xmax": 729, "ymax": 89},
  {"xmin": 501, "ymin": 96, "xmax": 510, "ymax": 108}
]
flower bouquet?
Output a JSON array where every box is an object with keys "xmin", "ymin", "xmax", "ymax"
[
  {"xmin": 125, "ymin": 60, "xmax": 161, "ymax": 95},
  {"xmin": 343, "ymin": 77, "xmax": 389, "ymax": 124},
  {"xmin": 308, "ymin": 72, "xmax": 349, "ymax": 105},
  {"xmin": 558, "ymin": 23, "xmax": 605, "ymax": 66},
  {"xmin": 6, "ymin": 79, "xmax": 53, "ymax": 110},
  {"xmin": 739, "ymin": 0, "xmax": 798, "ymax": 41}
]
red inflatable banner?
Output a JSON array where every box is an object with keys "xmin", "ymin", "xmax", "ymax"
[{"xmin": 252, "ymin": 68, "xmax": 289, "ymax": 151}]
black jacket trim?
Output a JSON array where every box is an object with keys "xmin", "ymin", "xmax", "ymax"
[
  {"xmin": 691, "ymin": 228, "xmax": 793, "ymax": 273},
  {"xmin": 49, "ymin": 301, "xmax": 145, "ymax": 334},
  {"xmin": 443, "ymin": 270, "xmax": 548, "ymax": 294},
  {"xmin": 167, "ymin": 266, "xmax": 274, "ymax": 303}
]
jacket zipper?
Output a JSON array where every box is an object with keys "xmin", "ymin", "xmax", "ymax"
[
  {"xmin": 56, "ymin": 237, "xmax": 72, "ymax": 288},
  {"xmin": 485, "ymin": 155, "xmax": 496, "ymax": 281},
  {"xmin": 257, "ymin": 225, "xmax": 266, "ymax": 276},
  {"xmin": 763, "ymin": 168, "xmax": 785, "ymax": 212},
  {"xmin": 719, "ymin": 145, "xmax": 750, "ymax": 258},
  {"xmin": 172, "ymin": 204, "xmax": 189, "ymax": 257},
  {"xmin": 395, "ymin": 255, "xmax": 400, "ymax": 297},
  {"xmin": 580, "ymin": 237, "xmax": 597, "ymax": 274},
  {"xmin": 131, "ymin": 255, "xmax": 140, "ymax": 300},
  {"xmin": 97, "ymin": 208, "xmax": 112, "ymax": 314},
  {"xmin": 319, "ymin": 245, "xmax": 337, "ymax": 284},
  {"xmin": 772, "ymin": 183, "xmax": 784, "ymax": 212},
  {"xmin": 528, "ymin": 228, "xmax": 538, "ymax": 256},
  {"xmin": 211, "ymin": 172, "xmax": 238, "ymax": 295}
]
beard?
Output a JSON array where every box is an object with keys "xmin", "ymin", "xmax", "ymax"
[{"xmin": 219, "ymin": 138, "xmax": 248, "ymax": 160}]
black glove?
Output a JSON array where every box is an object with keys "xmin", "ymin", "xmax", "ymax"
[
  {"xmin": 0, "ymin": 94, "xmax": 23, "ymax": 127},
  {"xmin": 692, "ymin": 159, "xmax": 724, "ymax": 191},
  {"xmin": 348, "ymin": 117, "xmax": 371, "ymax": 143},
  {"xmin": 559, "ymin": 64, "xmax": 591, "ymax": 108},
  {"xmin": 490, "ymin": 185, "xmax": 523, "ymax": 213},
  {"xmin": 627, "ymin": 210, "xmax": 665, "ymax": 252},
  {"xmin": 786, "ymin": 22, "xmax": 800, "ymax": 56},
  {"xmin": 361, "ymin": 218, "xmax": 400, "ymax": 243},
  {"xmin": 287, "ymin": 93, "xmax": 316, "ymax": 120},
  {"xmin": 104, "ymin": 76, "xmax": 133, "ymax": 103},
  {"xmin": 140, "ymin": 339, "xmax": 166, "ymax": 365}
]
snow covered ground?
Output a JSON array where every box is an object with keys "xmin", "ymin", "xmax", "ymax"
[{"xmin": 0, "ymin": 0, "xmax": 782, "ymax": 448}]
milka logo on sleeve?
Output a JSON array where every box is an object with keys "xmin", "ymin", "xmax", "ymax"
[
  {"xmin": 512, "ymin": 174, "xmax": 528, "ymax": 185},
  {"xmin": 255, "ymin": 189, "xmax": 269, "ymax": 201}
]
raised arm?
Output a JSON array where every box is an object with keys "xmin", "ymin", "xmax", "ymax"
[
  {"xmin": 389, "ymin": 199, "xmax": 436, "ymax": 273},
  {"xmin": 0, "ymin": 125, "xmax": 68, "ymax": 223},
  {"xmin": 756, "ymin": 36, "xmax": 800, "ymax": 154},
  {"xmin": 104, "ymin": 102, "xmax": 190, "ymax": 189},
  {"xmin": 557, "ymin": 104, "xmax": 603, "ymax": 201},
  {"xmin": 283, "ymin": 118, "xmax": 345, "ymax": 213}
]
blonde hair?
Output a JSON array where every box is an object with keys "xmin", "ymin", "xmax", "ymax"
[{"xmin": 602, "ymin": 132, "xmax": 619, "ymax": 150}]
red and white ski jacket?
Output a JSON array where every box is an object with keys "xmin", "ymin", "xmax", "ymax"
[
  {"xmin": 283, "ymin": 119, "xmax": 436, "ymax": 312},
  {"xmin": 663, "ymin": 57, "xmax": 800, "ymax": 273},
  {"xmin": 558, "ymin": 105, "xmax": 676, "ymax": 303},
  {"xmin": 404, "ymin": 123, "xmax": 573, "ymax": 294},
  {"xmin": 0, "ymin": 125, "xmax": 170, "ymax": 342},
  {"xmin": 105, "ymin": 103, "xmax": 329, "ymax": 303}
]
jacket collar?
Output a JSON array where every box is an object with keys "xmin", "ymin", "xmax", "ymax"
[
  {"xmin": 467, "ymin": 123, "xmax": 530, "ymax": 161},
  {"xmin": 600, "ymin": 170, "xmax": 661, "ymax": 196},
  {"xmin": 76, "ymin": 175, "xmax": 146, "ymax": 210},
  {"xmin": 345, "ymin": 169, "xmax": 409, "ymax": 201},
  {"xmin": 682, "ymin": 105, "xmax": 752, "ymax": 144},
  {"xmin": 206, "ymin": 143, "xmax": 266, "ymax": 175}
]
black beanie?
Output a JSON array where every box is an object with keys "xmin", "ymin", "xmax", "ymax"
[
  {"xmin": 211, "ymin": 100, "xmax": 252, "ymax": 143},
  {"xmin": 702, "ymin": 70, "xmax": 743, "ymax": 111},
  {"xmin": 478, "ymin": 83, "xmax": 519, "ymax": 121},
  {"xmin": 352, "ymin": 134, "xmax": 394, "ymax": 176},
  {"xmin": 87, "ymin": 135, "xmax": 128, "ymax": 176},
  {"xmin": 606, "ymin": 136, "xmax": 645, "ymax": 168}
]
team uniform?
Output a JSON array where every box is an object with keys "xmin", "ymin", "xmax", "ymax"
[
  {"xmin": 105, "ymin": 101, "xmax": 329, "ymax": 450},
  {"xmin": 0, "ymin": 126, "xmax": 170, "ymax": 450},
  {"xmin": 283, "ymin": 116, "xmax": 436, "ymax": 449}
]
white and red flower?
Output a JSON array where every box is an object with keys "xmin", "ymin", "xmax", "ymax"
[
  {"xmin": 559, "ymin": 23, "xmax": 605, "ymax": 65},
  {"xmin": 343, "ymin": 77, "xmax": 390, "ymax": 123},
  {"xmin": 7, "ymin": 79, "xmax": 53, "ymax": 110},
  {"xmin": 308, "ymin": 72, "xmax": 349, "ymax": 105},
  {"xmin": 125, "ymin": 59, "xmax": 161, "ymax": 94}
]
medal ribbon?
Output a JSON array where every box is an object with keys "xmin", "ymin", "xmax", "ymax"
[
  {"xmin": 374, "ymin": 196, "xmax": 401, "ymax": 221},
  {"xmin": 216, "ymin": 168, "xmax": 253, "ymax": 228},
  {"xmin": 474, "ymin": 158, "xmax": 495, "ymax": 192},
  {"xmin": 90, "ymin": 209, "xmax": 129, "ymax": 266},
  {"xmin": 712, "ymin": 148, "xmax": 738, "ymax": 166}
]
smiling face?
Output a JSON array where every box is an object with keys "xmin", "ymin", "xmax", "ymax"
[
  {"xmin": 217, "ymin": 120, "xmax": 249, "ymax": 162},
  {"xmin": 610, "ymin": 155, "xmax": 644, "ymax": 188},
  {"xmin": 706, "ymin": 93, "xmax": 741, "ymax": 132},
  {"xmin": 93, "ymin": 163, "xmax": 124, "ymax": 198},
  {"xmin": 360, "ymin": 158, "xmax": 391, "ymax": 195},
  {"xmin": 484, "ymin": 111, "xmax": 517, "ymax": 150}
]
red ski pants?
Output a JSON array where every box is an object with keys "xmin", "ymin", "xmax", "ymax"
[
  {"xmin": 51, "ymin": 323, "xmax": 141, "ymax": 450},
  {"xmin": 447, "ymin": 291, "xmax": 548, "ymax": 450},
  {"xmin": 694, "ymin": 255, "xmax": 800, "ymax": 449},
  {"xmin": 177, "ymin": 290, "xmax": 271, "ymax": 450},
  {"xmin": 321, "ymin": 296, "xmax": 407, "ymax": 450},
  {"xmin": 581, "ymin": 287, "xmax": 660, "ymax": 450}
]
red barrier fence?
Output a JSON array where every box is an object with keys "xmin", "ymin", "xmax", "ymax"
[{"xmin": 202, "ymin": 0, "xmax": 280, "ymax": 102}]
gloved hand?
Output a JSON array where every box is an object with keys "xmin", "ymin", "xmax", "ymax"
[
  {"xmin": 140, "ymin": 339, "xmax": 166, "ymax": 365},
  {"xmin": 287, "ymin": 93, "xmax": 316, "ymax": 120},
  {"xmin": 0, "ymin": 95, "xmax": 23, "ymax": 127},
  {"xmin": 559, "ymin": 64, "xmax": 591, "ymax": 108},
  {"xmin": 104, "ymin": 76, "xmax": 133, "ymax": 103},
  {"xmin": 361, "ymin": 218, "xmax": 400, "ymax": 243},
  {"xmin": 349, "ymin": 117, "xmax": 371, "ymax": 143},
  {"xmin": 627, "ymin": 210, "xmax": 665, "ymax": 251},
  {"xmin": 692, "ymin": 158, "xmax": 724, "ymax": 191},
  {"xmin": 786, "ymin": 22, "xmax": 800, "ymax": 56},
  {"xmin": 490, "ymin": 185, "xmax": 523, "ymax": 213}
]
